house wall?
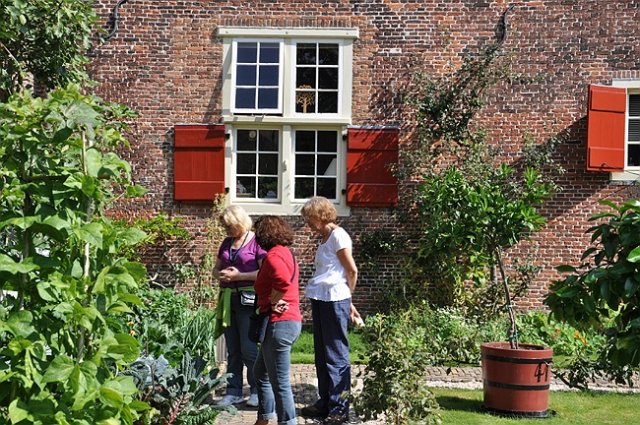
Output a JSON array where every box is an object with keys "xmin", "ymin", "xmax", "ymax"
[{"xmin": 91, "ymin": 0, "xmax": 640, "ymax": 317}]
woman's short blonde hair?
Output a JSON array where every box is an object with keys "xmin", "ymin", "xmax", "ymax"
[
  {"xmin": 301, "ymin": 196, "xmax": 337, "ymax": 224},
  {"xmin": 219, "ymin": 205, "xmax": 252, "ymax": 233}
]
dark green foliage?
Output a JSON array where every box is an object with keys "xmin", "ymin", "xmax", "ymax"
[
  {"xmin": 353, "ymin": 308, "xmax": 442, "ymax": 425},
  {"xmin": 359, "ymin": 228, "xmax": 399, "ymax": 269},
  {"xmin": 546, "ymin": 199, "xmax": 640, "ymax": 387},
  {"xmin": 126, "ymin": 352, "xmax": 228, "ymax": 425}
]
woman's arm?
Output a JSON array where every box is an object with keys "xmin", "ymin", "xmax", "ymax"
[
  {"xmin": 337, "ymin": 247, "xmax": 358, "ymax": 293},
  {"xmin": 220, "ymin": 258, "xmax": 263, "ymax": 282}
]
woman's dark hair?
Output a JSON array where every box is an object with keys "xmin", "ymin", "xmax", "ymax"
[{"xmin": 254, "ymin": 216, "xmax": 294, "ymax": 250}]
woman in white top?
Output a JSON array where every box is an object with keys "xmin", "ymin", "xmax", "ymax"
[{"xmin": 300, "ymin": 196, "xmax": 362, "ymax": 424}]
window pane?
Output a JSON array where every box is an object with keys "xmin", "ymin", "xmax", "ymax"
[
  {"xmin": 237, "ymin": 153, "xmax": 256, "ymax": 174},
  {"xmin": 296, "ymin": 154, "xmax": 315, "ymax": 175},
  {"xmin": 317, "ymin": 131, "xmax": 337, "ymax": 152},
  {"xmin": 317, "ymin": 155, "xmax": 337, "ymax": 176},
  {"xmin": 260, "ymin": 43, "xmax": 279, "ymax": 63},
  {"xmin": 629, "ymin": 95, "xmax": 640, "ymax": 117},
  {"xmin": 258, "ymin": 88, "xmax": 278, "ymax": 109},
  {"xmin": 317, "ymin": 178, "xmax": 336, "ymax": 199},
  {"xmin": 236, "ymin": 177, "xmax": 255, "ymax": 197},
  {"xmin": 295, "ymin": 131, "xmax": 315, "ymax": 151},
  {"xmin": 258, "ymin": 177, "xmax": 278, "ymax": 199},
  {"xmin": 259, "ymin": 130, "xmax": 279, "ymax": 151},
  {"xmin": 236, "ymin": 65, "xmax": 257, "ymax": 85},
  {"xmin": 629, "ymin": 119, "xmax": 640, "ymax": 142},
  {"xmin": 297, "ymin": 43, "xmax": 316, "ymax": 65},
  {"xmin": 295, "ymin": 91, "xmax": 316, "ymax": 113},
  {"xmin": 258, "ymin": 153, "xmax": 278, "ymax": 174},
  {"xmin": 235, "ymin": 88, "xmax": 256, "ymax": 108},
  {"xmin": 237, "ymin": 43, "xmax": 257, "ymax": 63},
  {"xmin": 296, "ymin": 67, "xmax": 316, "ymax": 88},
  {"xmin": 318, "ymin": 44, "xmax": 339, "ymax": 65},
  {"xmin": 318, "ymin": 92, "xmax": 338, "ymax": 113},
  {"xmin": 628, "ymin": 144, "xmax": 640, "ymax": 167},
  {"xmin": 318, "ymin": 68, "xmax": 338, "ymax": 89},
  {"xmin": 237, "ymin": 130, "xmax": 257, "ymax": 150},
  {"xmin": 259, "ymin": 65, "xmax": 279, "ymax": 85},
  {"xmin": 295, "ymin": 178, "xmax": 315, "ymax": 198}
]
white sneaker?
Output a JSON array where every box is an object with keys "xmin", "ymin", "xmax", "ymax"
[
  {"xmin": 246, "ymin": 393, "xmax": 259, "ymax": 407},
  {"xmin": 216, "ymin": 394, "xmax": 244, "ymax": 406}
]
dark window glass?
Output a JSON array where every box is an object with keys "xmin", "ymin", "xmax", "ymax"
[
  {"xmin": 318, "ymin": 92, "xmax": 338, "ymax": 113},
  {"xmin": 295, "ymin": 178, "xmax": 314, "ymax": 198},
  {"xmin": 258, "ymin": 177, "xmax": 278, "ymax": 199},
  {"xmin": 237, "ymin": 43, "xmax": 257, "ymax": 63},
  {"xmin": 259, "ymin": 65, "xmax": 279, "ymax": 85},
  {"xmin": 237, "ymin": 153, "xmax": 256, "ymax": 174},
  {"xmin": 297, "ymin": 44, "xmax": 316, "ymax": 65},
  {"xmin": 295, "ymin": 91, "xmax": 316, "ymax": 113},
  {"xmin": 318, "ymin": 68, "xmax": 338, "ymax": 89},
  {"xmin": 236, "ymin": 176, "xmax": 255, "ymax": 197},
  {"xmin": 259, "ymin": 130, "xmax": 279, "ymax": 151},
  {"xmin": 237, "ymin": 130, "xmax": 257, "ymax": 150},
  {"xmin": 629, "ymin": 120, "xmax": 640, "ymax": 142},
  {"xmin": 235, "ymin": 88, "xmax": 255, "ymax": 108},
  {"xmin": 296, "ymin": 67, "xmax": 316, "ymax": 88},
  {"xmin": 318, "ymin": 44, "xmax": 339, "ymax": 65},
  {"xmin": 296, "ymin": 131, "xmax": 315, "ymax": 151},
  {"xmin": 258, "ymin": 154, "xmax": 278, "ymax": 174},
  {"xmin": 317, "ymin": 155, "xmax": 337, "ymax": 176},
  {"xmin": 296, "ymin": 154, "xmax": 315, "ymax": 175},
  {"xmin": 629, "ymin": 95, "xmax": 640, "ymax": 117},
  {"xmin": 317, "ymin": 178, "xmax": 336, "ymax": 199},
  {"xmin": 236, "ymin": 65, "xmax": 256, "ymax": 86},
  {"xmin": 260, "ymin": 43, "xmax": 280, "ymax": 63},
  {"xmin": 628, "ymin": 144, "xmax": 640, "ymax": 166},
  {"xmin": 317, "ymin": 131, "xmax": 337, "ymax": 152},
  {"xmin": 258, "ymin": 88, "xmax": 278, "ymax": 109}
]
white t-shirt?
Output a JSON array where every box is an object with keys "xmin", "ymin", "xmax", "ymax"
[{"xmin": 305, "ymin": 227, "xmax": 353, "ymax": 302}]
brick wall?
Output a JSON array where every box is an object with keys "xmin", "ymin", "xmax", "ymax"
[{"xmin": 91, "ymin": 0, "xmax": 640, "ymax": 317}]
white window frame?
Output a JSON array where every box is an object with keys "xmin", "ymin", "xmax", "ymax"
[
  {"xmin": 610, "ymin": 79, "xmax": 640, "ymax": 181},
  {"xmin": 218, "ymin": 27, "xmax": 358, "ymax": 215},
  {"xmin": 230, "ymin": 39, "xmax": 284, "ymax": 115}
]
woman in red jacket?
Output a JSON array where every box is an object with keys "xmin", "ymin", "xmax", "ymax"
[{"xmin": 252, "ymin": 216, "xmax": 301, "ymax": 425}]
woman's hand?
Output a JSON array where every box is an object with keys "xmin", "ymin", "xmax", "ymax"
[
  {"xmin": 349, "ymin": 303, "xmax": 364, "ymax": 327},
  {"xmin": 271, "ymin": 299, "xmax": 290, "ymax": 314},
  {"xmin": 219, "ymin": 266, "xmax": 239, "ymax": 282}
]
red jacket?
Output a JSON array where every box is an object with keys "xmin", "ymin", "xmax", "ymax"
[{"xmin": 254, "ymin": 245, "xmax": 302, "ymax": 323}]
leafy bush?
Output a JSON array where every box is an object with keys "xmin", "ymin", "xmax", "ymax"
[
  {"xmin": 546, "ymin": 199, "xmax": 640, "ymax": 387},
  {"xmin": 126, "ymin": 352, "xmax": 228, "ymax": 425}
]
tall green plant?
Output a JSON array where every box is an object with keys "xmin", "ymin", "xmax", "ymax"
[
  {"xmin": 546, "ymin": 199, "xmax": 640, "ymax": 387},
  {"xmin": 0, "ymin": 85, "xmax": 148, "ymax": 424}
]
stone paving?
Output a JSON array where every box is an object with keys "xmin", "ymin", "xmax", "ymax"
[{"xmin": 212, "ymin": 364, "xmax": 640, "ymax": 424}]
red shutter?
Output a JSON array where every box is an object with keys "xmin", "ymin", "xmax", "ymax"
[
  {"xmin": 587, "ymin": 85, "xmax": 626, "ymax": 171},
  {"xmin": 174, "ymin": 124, "xmax": 226, "ymax": 201},
  {"xmin": 346, "ymin": 127, "xmax": 399, "ymax": 207}
]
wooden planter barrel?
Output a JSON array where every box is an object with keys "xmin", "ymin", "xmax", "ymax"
[{"xmin": 481, "ymin": 342, "xmax": 553, "ymax": 418}]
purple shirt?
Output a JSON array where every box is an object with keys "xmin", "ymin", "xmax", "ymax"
[{"xmin": 217, "ymin": 234, "xmax": 267, "ymax": 289}]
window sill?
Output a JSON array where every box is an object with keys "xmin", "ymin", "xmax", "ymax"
[
  {"xmin": 222, "ymin": 114, "xmax": 351, "ymax": 126},
  {"xmin": 232, "ymin": 200, "xmax": 351, "ymax": 217},
  {"xmin": 610, "ymin": 171, "xmax": 640, "ymax": 182}
]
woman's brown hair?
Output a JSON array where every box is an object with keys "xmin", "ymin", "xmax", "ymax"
[{"xmin": 254, "ymin": 216, "xmax": 294, "ymax": 250}]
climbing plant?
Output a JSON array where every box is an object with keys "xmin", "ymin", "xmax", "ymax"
[{"xmin": 0, "ymin": 86, "xmax": 148, "ymax": 423}]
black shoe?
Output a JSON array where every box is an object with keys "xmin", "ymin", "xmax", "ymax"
[
  {"xmin": 300, "ymin": 404, "xmax": 328, "ymax": 418},
  {"xmin": 323, "ymin": 413, "xmax": 349, "ymax": 424}
]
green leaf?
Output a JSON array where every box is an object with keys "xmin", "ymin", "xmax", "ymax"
[
  {"xmin": 100, "ymin": 381, "xmax": 124, "ymax": 408},
  {"xmin": 0, "ymin": 254, "xmax": 39, "ymax": 275},
  {"xmin": 85, "ymin": 148, "xmax": 102, "ymax": 177},
  {"xmin": 42, "ymin": 355, "xmax": 75, "ymax": 383},
  {"xmin": 556, "ymin": 264, "xmax": 576, "ymax": 273},
  {"xmin": 125, "ymin": 184, "xmax": 148, "ymax": 198},
  {"xmin": 628, "ymin": 246, "xmax": 640, "ymax": 263},
  {"xmin": 6, "ymin": 311, "xmax": 35, "ymax": 338},
  {"xmin": 123, "ymin": 262, "xmax": 147, "ymax": 282},
  {"xmin": 8, "ymin": 399, "xmax": 29, "ymax": 424},
  {"xmin": 74, "ymin": 222, "xmax": 103, "ymax": 247}
]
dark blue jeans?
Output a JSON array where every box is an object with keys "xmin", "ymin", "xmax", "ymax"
[
  {"xmin": 223, "ymin": 293, "xmax": 258, "ymax": 396},
  {"xmin": 253, "ymin": 320, "xmax": 301, "ymax": 425},
  {"xmin": 311, "ymin": 298, "xmax": 351, "ymax": 417}
]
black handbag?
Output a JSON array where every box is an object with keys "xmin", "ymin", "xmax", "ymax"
[{"xmin": 248, "ymin": 249, "xmax": 297, "ymax": 344}]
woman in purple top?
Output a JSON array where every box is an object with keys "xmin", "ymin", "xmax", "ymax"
[{"xmin": 213, "ymin": 205, "xmax": 267, "ymax": 407}]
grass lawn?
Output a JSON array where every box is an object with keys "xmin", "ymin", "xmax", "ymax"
[
  {"xmin": 291, "ymin": 328, "xmax": 368, "ymax": 364},
  {"xmin": 434, "ymin": 388, "xmax": 639, "ymax": 424}
]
